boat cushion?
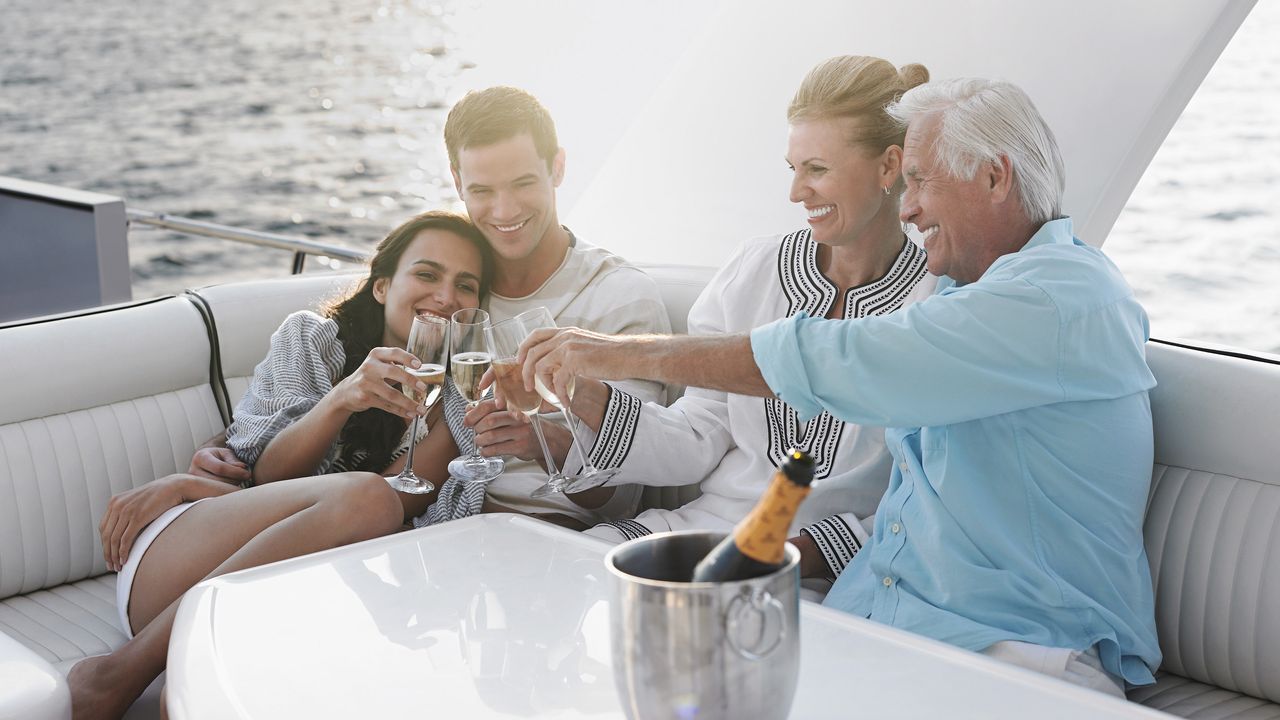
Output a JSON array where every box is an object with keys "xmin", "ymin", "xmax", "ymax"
[
  {"xmin": 194, "ymin": 274, "xmax": 358, "ymax": 411},
  {"xmin": 0, "ymin": 575, "xmax": 122, "ymax": 668},
  {"xmin": 1129, "ymin": 671, "xmax": 1280, "ymax": 719},
  {"xmin": 0, "ymin": 297, "xmax": 224, "ymax": 602},
  {"xmin": 1134, "ymin": 342, "xmax": 1280, "ymax": 715}
]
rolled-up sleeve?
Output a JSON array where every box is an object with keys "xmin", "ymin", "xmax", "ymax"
[
  {"xmin": 227, "ymin": 311, "xmax": 345, "ymax": 469},
  {"xmin": 751, "ymin": 313, "xmax": 826, "ymax": 421},
  {"xmin": 750, "ymin": 278, "xmax": 1087, "ymax": 428}
]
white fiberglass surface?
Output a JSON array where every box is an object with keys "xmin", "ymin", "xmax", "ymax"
[
  {"xmin": 199, "ymin": 516, "xmax": 617, "ymax": 718},
  {"xmin": 170, "ymin": 515, "xmax": 1164, "ymax": 719}
]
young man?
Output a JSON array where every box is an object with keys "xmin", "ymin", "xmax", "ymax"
[
  {"xmin": 441, "ymin": 86, "xmax": 669, "ymax": 527},
  {"xmin": 521, "ymin": 78, "xmax": 1160, "ymax": 696}
]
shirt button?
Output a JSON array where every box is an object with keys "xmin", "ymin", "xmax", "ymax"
[
  {"xmin": 882, "ymin": 577, "xmax": 893, "ymax": 587},
  {"xmin": 899, "ymin": 462, "xmax": 908, "ymax": 472},
  {"xmin": 891, "ymin": 523, "xmax": 902, "ymax": 534}
]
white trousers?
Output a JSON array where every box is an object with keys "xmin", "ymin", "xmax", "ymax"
[{"xmin": 982, "ymin": 640, "xmax": 1126, "ymax": 699}]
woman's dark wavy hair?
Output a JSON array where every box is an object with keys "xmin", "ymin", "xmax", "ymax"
[{"xmin": 321, "ymin": 210, "xmax": 493, "ymax": 472}]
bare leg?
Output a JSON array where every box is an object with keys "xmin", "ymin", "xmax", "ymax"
[{"xmin": 68, "ymin": 471, "xmax": 404, "ymax": 720}]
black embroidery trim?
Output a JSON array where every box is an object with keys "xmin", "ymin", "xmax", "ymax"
[
  {"xmin": 802, "ymin": 515, "xmax": 863, "ymax": 577},
  {"xmin": 589, "ymin": 385, "xmax": 642, "ymax": 469},
  {"xmin": 599, "ymin": 518, "xmax": 652, "ymax": 541},
  {"xmin": 766, "ymin": 232, "xmax": 929, "ymax": 479}
]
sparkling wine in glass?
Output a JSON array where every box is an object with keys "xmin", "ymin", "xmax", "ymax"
[
  {"xmin": 386, "ymin": 313, "xmax": 449, "ymax": 494},
  {"xmin": 516, "ymin": 307, "xmax": 620, "ymax": 496},
  {"xmin": 487, "ymin": 316, "xmax": 576, "ymax": 494},
  {"xmin": 448, "ymin": 308, "xmax": 504, "ymax": 483}
]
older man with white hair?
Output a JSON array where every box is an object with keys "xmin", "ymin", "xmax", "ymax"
[{"xmin": 520, "ymin": 77, "xmax": 1161, "ymax": 696}]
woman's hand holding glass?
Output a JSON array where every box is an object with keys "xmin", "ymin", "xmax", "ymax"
[
  {"xmin": 386, "ymin": 313, "xmax": 449, "ymax": 494},
  {"xmin": 331, "ymin": 346, "xmax": 433, "ymax": 419}
]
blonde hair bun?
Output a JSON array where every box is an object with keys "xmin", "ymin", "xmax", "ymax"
[
  {"xmin": 788, "ymin": 55, "xmax": 928, "ymax": 153},
  {"xmin": 898, "ymin": 63, "xmax": 930, "ymax": 90}
]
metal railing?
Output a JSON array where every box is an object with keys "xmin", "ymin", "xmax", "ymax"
[{"xmin": 126, "ymin": 208, "xmax": 368, "ymax": 273}]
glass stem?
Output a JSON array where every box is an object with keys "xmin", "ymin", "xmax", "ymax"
[
  {"xmin": 529, "ymin": 415, "xmax": 561, "ymax": 475},
  {"xmin": 466, "ymin": 401, "xmax": 485, "ymax": 462},
  {"xmin": 558, "ymin": 407, "xmax": 592, "ymax": 472},
  {"xmin": 400, "ymin": 414, "xmax": 421, "ymax": 478}
]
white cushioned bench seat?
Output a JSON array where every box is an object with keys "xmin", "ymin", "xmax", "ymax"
[
  {"xmin": 1133, "ymin": 342, "xmax": 1280, "ymax": 717},
  {"xmin": 195, "ymin": 273, "xmax": 359, "ymax": 410},
  {"xmin": 1130, "ymin": 672, "xmax": 1280, "ymax": 719},
  {"xmin": 0, "ymin": 295, "xmax": 223, "ymax": 718},
  {"xmin": 0, "ymin": 576, "xmax": 121, "ymax": 673}
]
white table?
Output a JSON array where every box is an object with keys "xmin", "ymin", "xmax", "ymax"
[{"xmin": 167, "ymin": 514, "xmax": 1168, "ymax": 719}]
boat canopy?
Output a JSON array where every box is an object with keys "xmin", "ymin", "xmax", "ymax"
[{"xmin": 453, "ymin": 0, "xmax": 1256, "ymax": 266}]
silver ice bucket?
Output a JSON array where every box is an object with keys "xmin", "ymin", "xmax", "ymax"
[{"xmin": 605, "ymin": 530, "xmax": 800, "ymax": 720}]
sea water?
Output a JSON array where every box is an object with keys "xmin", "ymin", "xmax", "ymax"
[
  {"xmin": 2, "ymin": 0, "xmax": 1277, "ymax": 353},
  {"xmin": 1107, "ymin": 0, "xmax": 1280, "ymax": 354}
]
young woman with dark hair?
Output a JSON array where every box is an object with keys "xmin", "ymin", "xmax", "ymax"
[{"xmin": 69, "ymin": 210, "xmax": 494, "ymax": 720}]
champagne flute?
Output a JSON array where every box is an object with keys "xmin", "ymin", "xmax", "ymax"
[
  {"xmin": 448, "ymin": 308, "xmax": 505, "ymax": 483},
  {"xmin": 386, "ymin": 313, "xmax": 449, "ymax": 494},
  {"xmin": 487, "ymin": 316, "xmax": 575, "ymax": 496},
  {"xmin": 516, "ymin": 307, "xmax": 621, "ymax": 495}
]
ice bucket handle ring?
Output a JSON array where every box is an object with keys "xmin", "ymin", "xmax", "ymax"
[{"xmin": 725, "ymin": 588, "xmax": 786, "ymax": 661}]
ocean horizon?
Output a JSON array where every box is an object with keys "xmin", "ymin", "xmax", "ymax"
[{"xmin": 3, "ymin": 0, "xmax": 1277, "ymax": 353}]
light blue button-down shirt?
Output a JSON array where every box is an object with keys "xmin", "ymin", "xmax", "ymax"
[{"xmin": 751, "ymin": 218, "xmax": 1161, "ymax": 686}]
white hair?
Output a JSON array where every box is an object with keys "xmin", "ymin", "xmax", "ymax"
[{"xmin": 887, "ymin": 78, "xmax": 1065, "ymax": 224}]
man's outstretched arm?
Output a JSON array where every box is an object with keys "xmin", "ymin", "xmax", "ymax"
[{"xmin": 518, "ymin": 328, "xmax": 773, "ymax": 403}]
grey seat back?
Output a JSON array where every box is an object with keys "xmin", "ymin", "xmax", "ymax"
[
  {"xmin": 0, "ymin": 297, "xmax": 222, "ymax": 600},
  {"xmin": 1143, "ymin": 341, "xmax": 1280, "ymax": 703},
  {"xmin": 195, "ymin": 274, "xmax": 360, "ymax": 411}
]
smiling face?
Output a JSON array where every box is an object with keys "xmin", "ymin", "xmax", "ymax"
[
  {"xmin": 451, "ymin": 132, "xmax": 564, "ymax": 264},
  {"xmin": 786, "ymin": 116, "xmax": 900, "ymax": 247},
  {"xmin": 899, "ymin": 113, "xmax": 1003, "ymax": 283},
  {"xmin": 373, "ymin": 229, "xmax": 484, "ymax": 349}
]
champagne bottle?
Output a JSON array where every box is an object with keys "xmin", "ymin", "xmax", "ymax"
[{"xmin": 691, "ymin": 448, "xmax": 815, "ymax": 582}]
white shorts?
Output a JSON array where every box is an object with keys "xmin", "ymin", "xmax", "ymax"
[
  {"xmin": 981, "ymin": 640, "xmax": 1126, "ymax": 698},
  {"xmin": 114, "ymin": 500, "xmax": 206, "ymax": 639}
]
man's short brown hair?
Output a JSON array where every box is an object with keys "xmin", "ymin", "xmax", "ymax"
[{"xmin": 444, "ymin": 86, "xmax": 559, "ymax": 171}]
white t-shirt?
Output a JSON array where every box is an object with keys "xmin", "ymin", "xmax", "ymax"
[{"xmin": 482, "ymin": 234, "xmax": 671, "ymax": 522}]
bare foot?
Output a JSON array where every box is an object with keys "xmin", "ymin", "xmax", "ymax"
[{"xmin": 67, "ymin": 655, "xmax": 137, "ymax": 720}]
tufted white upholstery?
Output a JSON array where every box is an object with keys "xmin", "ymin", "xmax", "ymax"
[
  {"xmin": 0, "ymin": 575, "xmax": 122, "ymax": 667},
  {"xmin": 195, "ymin": 273, "xmax": 359, "ymax": 410},
  {"xmin": 0, "ymin": 296, "xmax": 223, "ymax": 719},
  {"xmin": 0, "ymin": 298, "xmax": 223, "ymax": 605},
  {"xmin": 633, "ymin": 262, "xmax": 715, "ymax": 336},
  {"xmin": 1130, "ymin": 672, "xmax": 1280, "ymax": 719},
  {"xmin": 1133, "ymin": 342, "xmax": 1280, "ymax": 716}
]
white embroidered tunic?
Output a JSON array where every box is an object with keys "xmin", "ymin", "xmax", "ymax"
[{"xmin": 586, "ymin": 229, "xmax": 936, "ymax": 577}]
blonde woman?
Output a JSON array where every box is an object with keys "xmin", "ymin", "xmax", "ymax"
[{"xmin": 557, "ymin": 56, "xmax": 936, "ymax": 587}]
